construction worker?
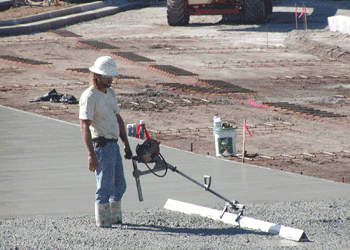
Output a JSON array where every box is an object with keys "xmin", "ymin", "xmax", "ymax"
[{"xmin": 79, "ymin": 56, "xmax": 132, "ymax": 228}]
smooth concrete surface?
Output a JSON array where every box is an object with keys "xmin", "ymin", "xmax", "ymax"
[{"xmin": 1, "ymin": 105, "xmax": 350, "ymax": 219}]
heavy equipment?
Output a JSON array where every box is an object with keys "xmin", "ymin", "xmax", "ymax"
[{"xmin": 167, "ymin": 0, "xmax": 272, "ymax": 26}]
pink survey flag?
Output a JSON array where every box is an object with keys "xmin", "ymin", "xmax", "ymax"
[
  {"xmin": 299, "ymin": 6, "xmax": 306, "ymax": 18},
  {"xmin": 243, "ymin": 122, "xmax": 253, "ymax": 142}
]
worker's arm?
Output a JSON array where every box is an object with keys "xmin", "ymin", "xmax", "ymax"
[
  {"xmin": 116, "ymin": 114, "xmax": 132, "ymax": 159},
  {"xmin": 80, "ymin": 119, "xmax": 98, "ymax": 172}
]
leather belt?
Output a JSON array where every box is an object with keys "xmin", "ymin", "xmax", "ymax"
[{"xmin": 92, "ymin": 136, "xmax": 118, "ymax": 147}]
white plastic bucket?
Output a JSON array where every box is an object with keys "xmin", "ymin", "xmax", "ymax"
[{"xmin": 214, "ymin": 127, "xmax": 236, "ymax": 156}]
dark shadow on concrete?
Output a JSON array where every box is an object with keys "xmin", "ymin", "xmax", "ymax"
[
  {"xmin": 188, "ymin": 1, "xmax": 345, "ymax": 32},
  {"xmin": 274, "ymin": 0, "xmax": 350, "ymax": 11},
  {"xmin": 216, "ymin": 6, "xmax": 338, "ymax": 32}
]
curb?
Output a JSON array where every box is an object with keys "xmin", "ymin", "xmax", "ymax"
[
  {"xmin": 0, "ymin": 1, "xmax": 106, "ymax": 27},
  {"xmin": 0, "ymin": 0, "xmax": 161, "ymax": 36}
]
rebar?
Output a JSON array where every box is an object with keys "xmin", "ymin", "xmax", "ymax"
[
  {"xmin": 79, "ymin": 40, "xmax": 118, "ymax": 50},
  {"xmin": 200, "ymin": 79, "xmax": 255, "ymax": 94},
  {"xmin": 0, "ymin": 55, "xmax": 52, "ymax": 65},
  {"xmin": 150, "ymin": 65, "xmax": 198, "ymax": 76},
  {"xmin": 50, "ymin": 29, "xmax": 82, "ymax": 37},
  {"xmin": 263, "ymin": 102, "xmax": 346, "ymax": 118},
  {"xmin": 66, "ymin": 68, "xmax": 90, "ymax": 74},
  {"xmin": 111, "ymin": 52, "xmax": 155, "ymax": 62}
]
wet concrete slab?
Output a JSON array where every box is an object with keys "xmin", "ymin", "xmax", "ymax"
[{"xmin": 1, "ymin": 105, "xmax": 349, "ymax": 219}]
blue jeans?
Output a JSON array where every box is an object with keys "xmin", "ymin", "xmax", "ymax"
[{"xmin": 94, "ymin": 142, "xmax": 127, "ymax": 204}]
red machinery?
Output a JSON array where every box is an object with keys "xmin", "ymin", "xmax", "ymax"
[{"xmin": 167, "ymin": 0, "xmax": 272, "ymax": 26}]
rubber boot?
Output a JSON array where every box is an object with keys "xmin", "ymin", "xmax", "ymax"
[
  {"xmin": 110, "ymin": 201, "xmax": 122, "ymax": 225},
  {"xmin": 95, "ymin": 203, "xmax": 112, "ymax": 228}
]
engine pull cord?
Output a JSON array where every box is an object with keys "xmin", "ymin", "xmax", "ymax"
[{"xmin": 144, "ymin": 153, "xmax": 168, "ymax": 178}]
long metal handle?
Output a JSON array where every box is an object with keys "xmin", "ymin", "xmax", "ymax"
[
  {"xmin": 168, "ymin": 164, "xmax": 230, "ymax": 203},
  {"xmin": 165, "ymin": 161, "xmax": 244, "ymax": 210},
  {"xmin": 132, "ymin": 155, "xmax": 245, "ymax": 210},
  {"xmin": 132, "ymin": 159, "xmax": 144, "ymax": 202}
]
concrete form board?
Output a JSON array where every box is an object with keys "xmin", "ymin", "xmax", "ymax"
[
  {"xmin": 1, "ymin": 105, "xmax": 349, "ymax": 220},
  {"xmin": 164, "ymin": 199, "xmax": 307, "ymax": 242}
]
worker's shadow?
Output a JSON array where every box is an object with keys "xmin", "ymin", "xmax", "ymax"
[{"xmin": 119, "ymin": 223, "xmax": 271, "ymax": 237}]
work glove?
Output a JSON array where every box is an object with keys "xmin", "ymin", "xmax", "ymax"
[{"xmin": 124, "ymin": 147, "xmax": 132, "ymax": 160}]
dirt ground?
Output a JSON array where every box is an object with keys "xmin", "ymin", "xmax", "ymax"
[{"xmin": 1, "ymin": 3, "xmax": 350, "ymax": 184}]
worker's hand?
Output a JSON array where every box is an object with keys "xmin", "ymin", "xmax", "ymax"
[
  {"xmin": 124, "ymin": 145, "xmax": 132, "ymax": 160},
  {"xmin": 88, "ymin": 154, "xmax": 99, "ymax": 172}
]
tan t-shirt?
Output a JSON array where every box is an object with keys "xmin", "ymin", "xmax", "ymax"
[{"xmin": 79, "ymin": 86, "xmax": 121, "ymax": 139}]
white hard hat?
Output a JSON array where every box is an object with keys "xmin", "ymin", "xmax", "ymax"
[{"xmin": 89, "ymin": 56, "xmax": 119, "ymax": 77}]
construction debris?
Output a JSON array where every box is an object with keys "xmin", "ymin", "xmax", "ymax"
[{"xmin": 29, "ymin": 89, "xmax": 78, "ymax": 104}]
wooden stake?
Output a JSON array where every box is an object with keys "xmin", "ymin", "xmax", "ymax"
[
  {"xmin": 242, "ymin": 119, "xmax": 246, "ymax": 163},
  {"xmin": 130, "ymin": 101, "xmax": 140, "ymax": 106},
  {"xmin": 260, "ymin": 155, "xmax": 275, "ymax": 160},
  {"xmin": 267, "ymin": 24, "xmax": 269, "ymax": 48},
  {"xmin": 148, "ymin": 100, "xmax": 158, "ymax": 105},
  {"xmin": 301, "ymin": 152, "xmax": 316, "ymax": 158},
  {"xmin": 304, "ymin": 7, "xmax": 308, "ymax": 30},
  {"xmin": 165, "ymin": 99, "xmax": 175, "ymax": 104},
  {"xmin": 295, "ymin": 4, "xmax": 298, "ymax": 30}
]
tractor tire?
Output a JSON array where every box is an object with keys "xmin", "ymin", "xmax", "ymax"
[
  {"xmin": 244, "ymin": 0, "xmax": 266, "ymax": 24},
  {"xmin": 167, "ymin": 0, "xmax": 189, "ymax": 26}
]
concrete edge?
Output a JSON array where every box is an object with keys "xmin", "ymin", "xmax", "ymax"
[
  {"xmin": 0, "ymin": 1, "xmax": 114, "ymax": 27},
  {"xmin": 0, "ymin": 1, "xmax": 150, "ymax": 36},
  {"xmin": 2, "ymin": 105, "xmax": 350, "ymax": 186}
]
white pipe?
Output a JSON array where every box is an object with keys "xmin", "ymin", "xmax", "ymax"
[{"xmin": 164, "ymin": 199, "xmax": 307, "ymax": 242}]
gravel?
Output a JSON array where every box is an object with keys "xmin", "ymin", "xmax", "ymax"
[{"xmin": 1, "ymin": 198, "xmax": 349, "ymax": 249}]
